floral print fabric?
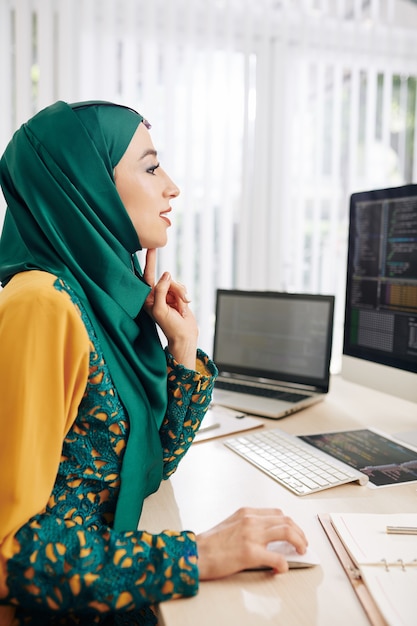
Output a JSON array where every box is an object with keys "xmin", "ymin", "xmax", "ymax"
[{"xmin": 2, "ymin": 279, "xmax": 216, "ymax": 625}]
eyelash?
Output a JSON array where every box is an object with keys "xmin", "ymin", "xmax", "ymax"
[{"xmin": 147, "ymin": 163, "xmax": 160, "ymax": 175}]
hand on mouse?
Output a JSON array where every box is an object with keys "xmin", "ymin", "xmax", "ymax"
[{"xmin": 195, "ymin": 507, "xmax": 308, "ymax": 580}]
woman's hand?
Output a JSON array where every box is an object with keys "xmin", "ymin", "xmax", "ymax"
[
  {"xmin": 143, "ymin": 248, "xmax": 198, "ymax": 369},
  {"xmin": 196, "ymin": 507, "xmax": 308, "ymax": 580}
]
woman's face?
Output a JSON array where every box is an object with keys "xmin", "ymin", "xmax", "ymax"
[{"xmin": 114, "ymin": 122, "xmax": 179, "ymax": 248}]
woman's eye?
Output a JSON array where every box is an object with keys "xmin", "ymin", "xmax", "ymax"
[{"xmin": 147, "ymin": 163, "xmax": 160, "ymax": 175}]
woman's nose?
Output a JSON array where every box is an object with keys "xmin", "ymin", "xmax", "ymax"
[{"xmin": 166, "ymin": 173, "xmax": 180, "ymax": 198}]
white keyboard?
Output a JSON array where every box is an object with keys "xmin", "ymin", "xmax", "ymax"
[{"xmin": 224, "ymin": 428, "xmax": 368, "ymax": 495}]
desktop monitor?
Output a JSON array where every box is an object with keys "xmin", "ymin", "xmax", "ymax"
[{"xmin": 342, "ymin": 184, "xmax": 417, "ymax": 443}]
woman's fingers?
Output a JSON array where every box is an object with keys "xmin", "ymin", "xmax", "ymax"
[
  {"xmin": 143, "ymin": 248, "xmax": 156, "ymax": 286},
  {"xmin": 196, "ymin": 507, "xmax": 308, "ymax": 580},
  {"xmin": 152, "ymin": 274, "xmax": 190, "ymax": 317},
  {"xmin": 166, "ymin": 280, "xmax": 191, "ymax": 311},
  {"xmin": 142, "ymin": 249, "xmax": 190, "ymax": 316},
  {"xmin": 263, "ymin": 516, "xmax": 308, "ymax": 553}
]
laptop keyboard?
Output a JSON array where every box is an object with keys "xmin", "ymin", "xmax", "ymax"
[
  {"xmin": 215, "ymin": 380, "xmax": 309, "ymax": 403},
  {"xmin": 224, "ymin": 428, "xmax": 365, "ymax": 495}
]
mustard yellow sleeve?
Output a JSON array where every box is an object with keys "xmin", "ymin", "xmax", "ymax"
[{"xmin": 0, "ymin": 271, "xmax": 90, "ymax": 556}]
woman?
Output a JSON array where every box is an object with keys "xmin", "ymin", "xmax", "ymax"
[{"xmin": 0, "ymin": 101, "xmax": 307, "ymax": 625}]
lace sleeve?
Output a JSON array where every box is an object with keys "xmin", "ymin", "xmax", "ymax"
[
  {"xmin": 5, "ymin": 518, "xmax": 199, "ymax": 621},
  {"xmin": 160, "ymin": 349, "xmax": 218, "ymax": 478}
]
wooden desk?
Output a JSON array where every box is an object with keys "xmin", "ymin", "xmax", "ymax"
[{"xmin": 139, "ymin": 375, "xmax": 417, "ymax": 626}]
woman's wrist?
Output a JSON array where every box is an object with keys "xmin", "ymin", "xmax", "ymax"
[{"xmin": 167, "ymin": 337, "xmax": 198, "ymax": 370}]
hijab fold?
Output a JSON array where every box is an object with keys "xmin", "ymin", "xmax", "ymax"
[{"xmin": 0, "ymin": 101, "xmax": 167, "ymax": 531}]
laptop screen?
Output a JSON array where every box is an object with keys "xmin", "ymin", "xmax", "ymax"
[{"xmin": 213, "ymin": 290, "xmax": 335, "ymax": 391}]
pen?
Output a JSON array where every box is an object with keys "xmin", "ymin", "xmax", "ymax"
[{"xmin": 386, "ymin": 526, "xmax": 417, "ymax": 535}]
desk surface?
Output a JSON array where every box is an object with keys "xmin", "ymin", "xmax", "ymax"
[{"xmin": 139, "ymin": 375, "xmax": 417, "ymax": 626}]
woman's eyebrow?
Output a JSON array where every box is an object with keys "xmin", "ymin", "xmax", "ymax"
[{"xmin": 140, "ymin": 148, "xmax": 158, "ymax": 160}]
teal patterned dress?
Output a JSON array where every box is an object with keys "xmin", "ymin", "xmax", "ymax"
[{"xmin": 2, "ymin": 279, "xmax": 216, "ymax": 625}]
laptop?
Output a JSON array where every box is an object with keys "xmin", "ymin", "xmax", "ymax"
[{"xmin": 212, "ymin": 289, "xmax": 335, "ymax": 419}]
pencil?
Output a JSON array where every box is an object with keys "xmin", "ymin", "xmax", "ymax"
[{"xmin": 386, "ymin": 526, "xmax": 417, "ymax": 535}]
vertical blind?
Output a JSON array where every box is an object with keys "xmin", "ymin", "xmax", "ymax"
[{"xmin": 0, "ymin": 0, "xmax": 416, "ymax": 365}]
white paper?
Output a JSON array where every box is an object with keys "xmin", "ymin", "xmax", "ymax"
[{"xmin": 330, "ymin": 513, "xmax": 417, "ymax": 565}]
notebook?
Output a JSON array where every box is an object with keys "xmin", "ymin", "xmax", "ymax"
[
  {"xmin": 212, "ymin": 289, "xmax": 335, "ymax": 419},
  {"xmin": 319, "ymin": 512, "xmax": 417, "ymax": 626}
]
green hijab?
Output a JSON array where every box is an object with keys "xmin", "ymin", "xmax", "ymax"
[{"xmin": 0, "ymin": 100, "xmax": 167, "ymax": 531}]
